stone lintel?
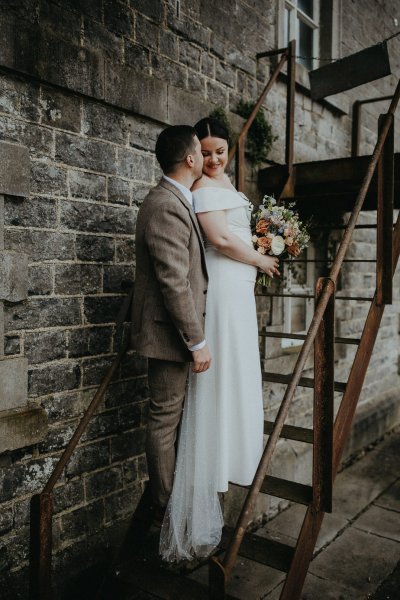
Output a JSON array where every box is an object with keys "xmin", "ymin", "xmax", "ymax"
[
  {"xmin": 0, "ymin": 251, "xmax": 29, "ymax": 302},
  {"xmin": 0, "ymin": 357, "xmax": 28, "ymax": 411},
  {"xmin": 0, "ymin": 142, "xmax": 30, "ymax": 197},
  {"xmin": 0, "ymin": 404, "xmax": 48, "ymax": 453}
]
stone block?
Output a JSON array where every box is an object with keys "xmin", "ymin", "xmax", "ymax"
[
  {"xmin": 159, "ymin": 29, "xmax": 179, "ymax": 60},
  {"xmin": 76, "ymin": 234, "xmax": 115, "ymax": 262},
  {"xmin": 30, "ymin": 161, "xmax": 68, "ymax": 196},
  {"xmin": 4, "ymin": 298, "xmax": 81, "ymax": 331},
  {"xmin": 103, "ymin": 265, "xmax": 134, "ymax": 293},
  {"xmin": 68, "ymin": 326, "xmax": 112, "ymax": 358},
  {"xmin": 60, "ymin": 200, "xmax": 136, "ymax": 235},
  {"xmin": 69, "ymin": 170, "xmax": 107, "ymax": 201},
  {"xmin": 104, "ymin": 486, "xmax": 142, "ymax": 523},
  {"xmin": 104, "ymin": 0, "xmax": 133, "ymax": 36},
  {"xmin": 4, "ymin": 335, "xmax": 20, "ymax": 355},
  {"xmin": 131, "ymin": 0, "xmax": 164, "ymax": 23},
  {"xmin": 60, "ymin": 499, "xmax": 104, "ymax": 542},
  {"xmin": 0, "ymin": 251, "xmax": 28, "ymax": 302},
  {"xmin": 83, "ymin": 409, "xmax": 121, "ymax": 441},
  {"xmin": 216, "ymin": 60, "xmax": 236, "ymax": 88},
  {"xmin": 0, "ymin": 405, "xmax": 48, "ymax": 453},
  {"xmin": 28, "ymin": 265, "xmax": 53, "ymax": 296},
  {"xmin": 28, "ymin": 362, "xmax": 81, "ymax": 397},
  {"xmin": 110, "ymin": 427, "xmax": 146, "ymax": 462},
  {"xmin": 0, "ymin": 116, "xmax": 54, "ymax": 160},
  {"xmin": 5, "ymin": 196, "xmax": 57, "ymax": 228},
  {"xmin": 83, "ymin": 20, "xmax": 123, "ymax": 62},
  {"xmin": 115, "ymin": 238, "xmax": 135, "ymax": 263},
  {"xmin": 40, "ymin": 86, "xmax": 82, "ymax": 132},
  {"xmin": 37, "ymin": 34, "xmax": 105, "ymax": 99},
  {"xmin": 24, "ymin": 330, "xmax": 66, "ymax": 364},
  {"xmin": 5, "ymin": 230, "xmax": 74, "ymax": 264},
  {"xmin": 116, "ymin": 148, "xmax": 154, "ymax": 182},
  {"xmin": 65, "ymin": 439, "xmax": 110, "ymax": 478},
  {"xmin": 85, "ymin": 466, "xmax": 123, "ymax": 501},
  {"xmin": 52, "ymin": 479, "xmax": 85, "ymax": 514},
  {"xmin": 81, "ymin": 355, "xmax": 115, "ymax": 387},
  {"xmin": 0, "ymin": 141, "xmax": 29, "ymax": 197},
  {"xmin": 104, "ymin": 63, "xmax": 168, "ymax": 123},
  {"xmin": 55, "ymin": 133, "xmax": 116, "ymax": 174},
  {"xmin": 82, "ymin": 102, "xmax": 127, "ymax": 144},
  {"xmin": 151, "ymin": 54, "xmax": 187, "ymax": 88},
  {"xmin": 0, "ymin": 357, "xmax": 28, "ymax": 411},
  {"xmin": 167, "ymin": 85, "xmax": 212, "ymax": 126},
  {"xmin": 54, "ymin": 264, "xmax": 102, "ymax": 295},
  {"xmin": 0, "ymin": 72, "xmax": 38, "ymax": 122},
  {"xmin": 124, "ymin": 40, "xmax": 151, "ymax": 74},
  {"xmin": 107, "ymin": 177, "xmax": 131, "ymax": 206},
  {"xmin": 135, "ymin": 13, "xmax": 159, "ymax": 50}
]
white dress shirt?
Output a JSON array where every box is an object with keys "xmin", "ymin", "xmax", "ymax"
[{"xmin": 162, "ymin": 175, "xmax": 206, "ymax": 353}]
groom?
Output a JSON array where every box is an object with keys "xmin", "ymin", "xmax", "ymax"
[{"xmin": 132, "ymin": 125, "xmax": 211, "ymax": 521}]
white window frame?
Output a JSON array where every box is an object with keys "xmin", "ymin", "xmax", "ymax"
[
  {"xmin": 284, "ymin": 0, "xmax": 320, "ymax": 71},
  {"xmin": 282, "ymin": 243, "xmax": 315, "ymax": 350}
]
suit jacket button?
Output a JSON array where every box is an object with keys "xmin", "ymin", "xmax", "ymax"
[
  {"xmin": 202, "ymin": 312, "xmax": 206, "ymax": 317},
  {"xmin": 203, "ymin": 289, "xmax": 207, "ymax": 294}
]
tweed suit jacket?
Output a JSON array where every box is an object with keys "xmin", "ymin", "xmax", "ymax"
[{"xmin": 131, "ymin": 178, "xmax": 208, "ymax": 362}]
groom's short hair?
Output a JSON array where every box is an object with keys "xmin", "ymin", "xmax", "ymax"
[{"xmin": 155, "ymin": 125, "xmax": 197, "ymax": 174}]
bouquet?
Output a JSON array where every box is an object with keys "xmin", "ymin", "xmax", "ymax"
[{"xmin": 252, "ymin": 195, "xmax": 310, "ymax": 287}]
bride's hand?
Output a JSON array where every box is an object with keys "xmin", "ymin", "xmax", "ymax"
[{"xmin": 257, "ymin": 255, "xmax": 280, "ymax": 278}]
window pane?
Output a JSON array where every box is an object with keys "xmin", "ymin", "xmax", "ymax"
[
  {"xmin": 298, "ymin": 0, "xmax": 313, "ymax": 18},
  {"xmin": 298, "ymin": 18, "xmax": 313, "ymax": 69},
  {"xmin": 284, "ymin": 8, "xmax": 290, "ymax": 44}
]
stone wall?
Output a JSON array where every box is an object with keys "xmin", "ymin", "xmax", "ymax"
[{"xmin": 0, "ymin": 1, "xmax": 399, "ymax": 597}]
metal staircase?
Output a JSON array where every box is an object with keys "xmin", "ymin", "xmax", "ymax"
[{"xmin": 208, "ymin": 71, "xmax": 400, "ymax": 600}]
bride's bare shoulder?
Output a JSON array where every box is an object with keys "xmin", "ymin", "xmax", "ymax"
[{"xmin": 191, "ymin": 175, "xmax": 215, "ymax": 191}]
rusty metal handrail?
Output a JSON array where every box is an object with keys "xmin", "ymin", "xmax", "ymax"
[
  {"xmin": 228, "ymin": 40, "xmax": 296, "ymax": 193},
  {"xmin": 210, "ymin": 76, "xmax": 400, "ymax": 588},
  {"xmin": 351, "ymin": 94, "xmax": 393, "ymax": 156},
  {"xmin": 29, "ymin": 292, "xmax": 132, "ymax": 599}
]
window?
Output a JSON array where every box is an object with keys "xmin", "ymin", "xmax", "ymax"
[{"xmin": 283, "ymin": 0, "xmax": 320, "ymax": 71}]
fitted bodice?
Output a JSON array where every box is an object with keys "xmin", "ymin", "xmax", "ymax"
[{"xmin": 192, "ymin": 187, "xmax": 253, "ymax": 249}]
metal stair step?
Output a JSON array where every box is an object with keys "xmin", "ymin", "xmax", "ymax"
[
  {"xmin": 260, "ymin": 475, "xmax": 313, "ymax": 505},
  {"xmin": 259, "ymin": 331, "xmax": 360, "ymax": 345},
  {"xmin": 232, "ymin": 475, "xmax": 313, "ymax": 505},
  {"xmin": 262, "ymin": 371, "xmax": 346, "ymax": 392},
  {"xmin": 264, "ymin": 420, "xmax": 314, "ymax": 443},
  {"xmin": 220, "ymin": 527, "xmax": 295, "ymax": 572}
]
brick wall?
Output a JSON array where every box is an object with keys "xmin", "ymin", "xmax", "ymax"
[{"xmin": 0, "ymin": 1, "xmax": 399, "ymax": 597}]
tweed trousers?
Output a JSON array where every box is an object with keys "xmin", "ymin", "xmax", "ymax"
[{"xmin": 146, "ymin": 358, "xmax": 190, "ymax": 507}]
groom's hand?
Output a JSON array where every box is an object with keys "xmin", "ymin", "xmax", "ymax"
[{"xmin": 192, "ymin": 345, "xmax": 212, "ymax": 373}]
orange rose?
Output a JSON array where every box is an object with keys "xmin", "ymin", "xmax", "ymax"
[
  {"xmin": 258, "ymin": 236, "xmax": 272, "ymax": 251},
  {"xmin": 256, "ymin": 219, "xmax": 270, "ymax": 234},
  {"xmin": 287, "ymin": 242, "xmax": 301, "ymax": 257}
]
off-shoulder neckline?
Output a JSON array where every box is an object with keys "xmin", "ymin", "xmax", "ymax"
[{"xmin": 192, "ymin": 187, "xmax": 248, "ymax": 198}]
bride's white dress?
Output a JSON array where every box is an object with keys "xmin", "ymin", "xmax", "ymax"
[{"xmin": 159, "ymin": 187, "xmax": 264, "ymax": 561}]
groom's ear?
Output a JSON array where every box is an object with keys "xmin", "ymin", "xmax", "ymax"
[{"xmin": 186, "ymin": 153, "xmax": 195, "ymax": 168}]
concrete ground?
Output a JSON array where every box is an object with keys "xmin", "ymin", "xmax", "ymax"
[{"xmin": 114, "ymin": 426, "xmax": 400, "ymax": 600}]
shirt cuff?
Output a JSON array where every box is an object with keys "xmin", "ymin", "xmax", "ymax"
[{"xmin": 189, "ymin": 339, "xmax": 206, "ymax": 352}]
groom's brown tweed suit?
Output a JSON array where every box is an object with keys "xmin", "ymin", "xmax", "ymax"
[{"xmin": 132, "ymin": 178, "xmax": 208, "ymax": 506}]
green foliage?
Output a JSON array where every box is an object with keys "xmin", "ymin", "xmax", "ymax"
[
  {"xmin": 209, "ymin": 107, "xmax": 235, "ymax": 143},
  {"xmin": 236, "ymin": 100, "xmax": 277, "ymax": 166}
]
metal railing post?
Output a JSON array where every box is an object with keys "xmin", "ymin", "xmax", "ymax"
[
  {"xmin": 376, "ymin": 113, "xmax": 394, "ymax": 306},
  {"xmin": 29, "ymin": 493, "xmax": 53, "ymax": 600},
  {"xmin": 313, "ymin": 278, "xmax": 335, "ymax": 513}
]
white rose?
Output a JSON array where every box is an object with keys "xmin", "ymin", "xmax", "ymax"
[
  {"xmin": 252, "ymin": 235, "xmax": 258, "ymax": 243},
  {"xmin": 270, "ymin": 235, "xmax": 285, "ymax": 255},
  {"xmin": 285, "ymin": 236, "xmax": 294, "ymax": 246},
  {"xmin": 257, "ymin": 246, "xmax": 267, "ymax": 254},
  {"xmin": 266, "ymin": 232, "xmax": 274, "ymax": 239}
]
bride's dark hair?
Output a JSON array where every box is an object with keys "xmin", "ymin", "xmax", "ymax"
[{"xmin": 194, "ymin": 117, "xmax": 230, "ymax": 145}]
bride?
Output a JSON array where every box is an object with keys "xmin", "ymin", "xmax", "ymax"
[{"xmin": 159, "ymin": 117, "xmax": 280, "ymax": 561}]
